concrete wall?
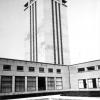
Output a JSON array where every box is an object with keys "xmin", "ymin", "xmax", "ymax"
[
  {"xmin": 0, "ymin": 58, "xmax": 70, "ymax": 95},
  {"xmin": 69, "ymin": 60, "xmax": 100, "ymax": 90}
]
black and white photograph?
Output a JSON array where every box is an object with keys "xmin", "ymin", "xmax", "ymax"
[{"xmin": 0, "ymin": 0, "xmax": 100, "ymax": 100}]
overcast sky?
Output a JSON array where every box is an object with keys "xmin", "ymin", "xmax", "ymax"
[{"xmin": 0, "ymin": 0, "xmax": 100, "ymax": 64}]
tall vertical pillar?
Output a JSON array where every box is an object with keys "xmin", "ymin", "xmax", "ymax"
[
  {"xmin": 51, "ymin": 0, "xmax": 64, "ymax": 64},
  {"xmin": 12, "ymin": 76, "xmax": 15, "ymax": 93},
  {"xmin": 0, "ymin": 76, "xmax": 1, "ymax": 93},
  {"xmin": 30, "ymin": 0, "xmax": 38, "ymax": 62},
  {"xmin": 36, "ymin": 76, "xmax": 38, "ymax": 91},
  {"xmin": 25, "ymin": 76, "xmax": 27, "ymax": 92}
]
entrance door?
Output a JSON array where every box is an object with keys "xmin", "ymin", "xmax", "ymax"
[{"xmin": 38, "ymin": 77, "xmax": 46, "ymax": 91}]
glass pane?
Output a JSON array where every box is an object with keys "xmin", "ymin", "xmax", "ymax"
[
  {"xmin": 1, "ymin": 76, "xmax": 12, "ymax": 93},
  {"xmin": 27, "ymin": 76, "xmax": 36, "ymax": 91},
  {"xmin": 15, "ymin": 76, "xmax": 25, "ymax": 92},
  {"xmin": 88, "ymin": 79, "xmax": 93, "ymax": 88}
]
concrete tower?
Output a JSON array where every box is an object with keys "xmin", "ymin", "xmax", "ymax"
[{"xmin": 24, "ymin": 0, "xmax": 70, "ymax": 65}]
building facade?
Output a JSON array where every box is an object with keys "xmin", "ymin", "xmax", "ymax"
[
  {"xmin": 25, "ymin": 0, "xmax": 70, "ymax": 65},
  {"xmin": 70, "ymin": 60, "xmax": 100, "ymax": 90},
  {"xmin": 1, "ymin": 58, "xmax": 100, "ymax": 96},
  {"xmin": 0, "ymin": 58, "xmax": 70, "ymax": 96}
]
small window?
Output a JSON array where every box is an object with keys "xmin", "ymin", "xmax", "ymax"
[
  {"xmin": 87, "ymin": 66, "xmax": 95, "ymax": 71},
  {"xmin": 3, "ymin": 65, "xmax": 11, "ymax": 71},
  {"xmin": 56, "ymin": 69, "xmax": 61, "ymax": 74},
  {"xmin": 48, "ymin": 68, "xmax": 53, "ymax": 73},
  {"xmin": 39, "ymin": 67, "xmax": 44, "ymax": 73},
  {"xmin": 17, "ymin": 66, "xmax": 23, "ymax": 71},
  {"xmin": 29, "ymin": 67, "xmax": 35, "ymax": 72},
  {"xmin": 78, "ymin": 68, "xmax": 85, "ymax": 72},
  {"xmin": 98, "ymin": 65, "xmax": 100, "ymax": 70}
]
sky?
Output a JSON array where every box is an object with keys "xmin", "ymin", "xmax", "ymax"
[{"xmin": 0, "ymin": 0, "xmax": 100, "ymax": 64}]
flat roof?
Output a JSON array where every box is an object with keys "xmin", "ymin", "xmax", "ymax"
[{"xmin": 0, "ymin": 57, "xmax": 68, "ymax": 66}]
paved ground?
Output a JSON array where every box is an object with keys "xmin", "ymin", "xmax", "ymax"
[{"xmin": 11, "ymin": 95, "xmax": 100, "ymax": 100}]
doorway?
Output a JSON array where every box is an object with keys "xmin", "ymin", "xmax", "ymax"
[{"xmin": 38, "ymin": 77, "xmax": 46, "ymax": 91}]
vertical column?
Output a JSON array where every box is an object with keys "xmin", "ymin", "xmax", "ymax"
[
  {"xmin": 25, "ymin": 76, "xmax": 27, "ymax": 92},
  {"xmin": 53, "ymin": 0, "xmax": 59, "ymax": 64},
  {"xmin": 54, "ymin": 77, "xmax": 56, "ymax": 90},
  {"xmin": 0, "ymin": 76, "xmax": 1, "ymax": 93},
  {"xmin": 36, "ymin": 76, "xmax": 38, "ymax": 91},
  {"xmin": 30, "ymin": 1, "xmax": 38, "ymax": 62},
  {"xmin": 55, "ymin": 1, "xmax": 60, "ymax": 64},
  {"xmin": 53, "ymin": 1, "xmax": 63, "ymax": 65},
  {"xmin": 45, "ymin": 77, "xmax": 47, "ymax": 90},
  {"xmin": 52, "ymin": 0, "xmax": 64, "ymax": 64},
  {"xmin": 58, "ymin": 3, "xmax": 63, "ymax": 64},
  {"xmin": 12, "ymin": 76, "xmax": 15, "ymax": 93},
  {"xmin": 32, "ymin": 3, "xmax": 35, "ymax": 61},
  {"xmin": 35, "ymin": 1, "xmax": 38, "ymax": 62},
  {"xmin": 30, "ymin": 5, "xmax": 33, "ymax": 61},
  {"xmin": 51, "ymin": 0, "xmax": 56, "ymax": 64}
]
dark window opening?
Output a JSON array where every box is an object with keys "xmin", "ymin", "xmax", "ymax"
[
  {"xmin": 78, "ymin": 68, "xmax": 85, "ymax": 72},
  {"xmin": 92, "ymin": 78, "xmax": 97, "ymax": 88},
  {"xmin": 48, "ymin": 68, "xmax": 53, "ymax": 73},
  {"xmin": 3, "ymin": 65, "xmax": 11, "ymax": 71},
  {"xmin": 98, "ymin": 65, "xmax": 100, "ymax": 70},
  {"xmin": 87, "ymin": 66, "xmax": 95, "ymax": 71},
  {"xmin": 83, "ymin": 79, "xmax": 87, "ymax": 88},
  {"xmin": 39, "ymin": 67, "xmax": 44, "ymax": 73},
  {"xmin": 29, "ymin": 67, "xmax": 35, "ymax": 72},
  {"xmin": 17, "ymin": 66, "xmax": 23, "ymax": 71},
  {"xmin": 57, "ymin": 69, "xmax": 61, "ymax": 74},
  {"xmin": 38, "ymin": 77, "xmax": 46, "ymax": 91}
]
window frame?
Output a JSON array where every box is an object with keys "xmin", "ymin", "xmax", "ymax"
[
  {"xmin": 48, "ymin": 68, "xmax": 53, "ymax": 73},
  {"xmin": 87, "ymin": 78, "xmax": 97, "ymax": 89},
  {"xmin": 56, "ymin": 69, "xmax": 61, "ymax": 74},
  {"xmin": 17, "ymin": 66, "xmax": 24, "ymax": 71},
  {"xmin": 1, "ymin": 76, "xmax": 12, "ymax": 93},
  {"xmin": 39, "ymin": 67, "xmax": 44, "ymax": 73},
  {"xmin": 87, "ymin": 66, "xmax": 95, "ymax": 71},
  {"xmin": 56, "ymin": 77, "xmax": 63, "ymax": 90},
  {"xmin": 3, "ymin": 65, "xmax": 11, "ymax": 71},
  {"xmin": 29, "ymin": 67, "xmax": 35, "ymax": 72},
  {"xmin": 78, "ymin": 68, "xmax": 85, "ymax": 73},
  {"xmin": 78, "ymin": 79, "xmax": 87, "ymax": 89},
  {"xmin": 98, "ymin": 65, "xmax": 100, "ymax": 70}
]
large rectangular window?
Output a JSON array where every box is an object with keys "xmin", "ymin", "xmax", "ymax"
[
  {"xmin": 27, "ymin": 76, "xmax": 36, "ymax": 91},
  {"xmin": 47, "ymin": 77, "xmax": 55, "ymax": 90},
  {"xmin": 15, "ymin": 76, "xmax": 25, "ymax": 92},
  {"xmin": 56, "ymin": 77, "xmax": 63, "ymax": 90},
  {"xmin": 1, "ymin": 76, "xmax": 12, "ymax": 93},
  {"xmin": 78, "ymin": 79, "xmax": 87, "ymax": 89},
  {"xmin": 88, "ymin": 78, "xmax": 97, "ymax": 88},
  {"xmin": 3, "ymin": 65, "xmax": 11, "ymax": 71}
]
